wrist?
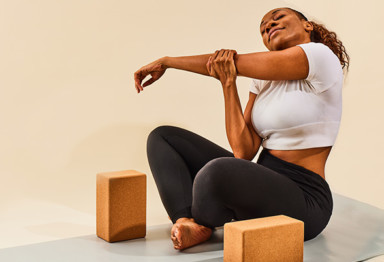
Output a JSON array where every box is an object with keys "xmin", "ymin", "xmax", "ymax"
[
  {"xmin": 222, "ymin": 79, "xmax": 236, "ymax": 87},
  {"xmin": 160, "ymin": 56, "xmax": 171, "ymax": 69}
]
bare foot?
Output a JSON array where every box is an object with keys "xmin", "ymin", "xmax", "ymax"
[{"xmin": 170, "ymin": 217, "xmax": 213, "ymax": 250}]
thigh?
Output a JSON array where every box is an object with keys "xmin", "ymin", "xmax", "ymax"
[
  {"xmin": 193, "ymin": 157, "xmax": 308, "ymax": 223},
  {"xmin": 147, "ymin": 125, "xmax": 234, "ymax": 177}
]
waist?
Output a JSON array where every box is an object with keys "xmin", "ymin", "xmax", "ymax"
[
  {"xmin": 266, "ymin": 147, "xmax": 332, "ymax": 179},
  {"xmin": 257, "ymin": 148, "xmax": 333, "ymax": 213}
]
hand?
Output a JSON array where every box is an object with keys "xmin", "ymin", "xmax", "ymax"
[
  {"xmin": 206, "ymin": 49, "xmax": 237, "ymax": 85},
  {"xmin": 134, "ymin": 58, "xmax": 168, "ymax": 93}
]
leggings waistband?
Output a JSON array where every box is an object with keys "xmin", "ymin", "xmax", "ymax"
[{"xmin": 257, "ymin": 148, "xmax": 333, "ymax": 213}]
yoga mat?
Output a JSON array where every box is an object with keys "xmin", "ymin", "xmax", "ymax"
[{"xmin": 0, "ymin": 193, "xmax": 383, "ymax": 261}]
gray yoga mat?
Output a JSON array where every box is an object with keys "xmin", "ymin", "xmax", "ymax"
[{"xmin": 0, "ymin": 192, "xmax": 383, "ymax": 262}]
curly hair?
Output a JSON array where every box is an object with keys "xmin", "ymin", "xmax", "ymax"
[{"xmin": 287, "ymin": 8, "xmax": 350, "ymax": 74}]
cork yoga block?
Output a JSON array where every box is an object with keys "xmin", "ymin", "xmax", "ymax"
[
  {"xmin": 96, "ymin": 170, "xmax": 146, "ymax": 242},
  {"xmin": 224, "ymin": 215, "xmax": 304, "ymax": 262}
]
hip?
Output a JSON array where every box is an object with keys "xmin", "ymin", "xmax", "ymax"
[{"xmin": 257, "ymin": 147, "xmax": 333, "ymax": 215}]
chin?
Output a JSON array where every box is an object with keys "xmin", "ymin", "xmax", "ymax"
[
  {"xmin": 265, "ymin": 38, "xmax": 282, "ymax": 51},
  {"xmin": 271, "ymin": 40, "xmax": 292, "ymax": 51},
  {"xmin": 268, "ymin": 34, "xmax": 298, "ymax": 50},
  {"xmin": 269, "ymin": 43, "xmax": 283, "ymax": 51}
]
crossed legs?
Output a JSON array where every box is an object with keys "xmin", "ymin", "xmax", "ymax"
[{"xmin": 147, "ymin": 125, "xmax": 306, "ymax": 249}]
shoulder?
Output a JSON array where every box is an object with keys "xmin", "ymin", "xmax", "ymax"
[
  {"xmin": 295, "ymin": 42, "xmax": 340, "ymax": 69},
  {"xmin": 296, "ymin": 42, "xmax": 339, "ymax": 62},
  {"xmin": 296, "ymin": 42, "xmax": 343, "ymax": 93},
  {"xmin": 297, "ymin": 41, "xmax": 333, "ymax": 52}
]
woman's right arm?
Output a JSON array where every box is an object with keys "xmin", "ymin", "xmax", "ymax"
[{"xmin": 242, "ymin": 91, "xmax": 262, "ymax": 159}]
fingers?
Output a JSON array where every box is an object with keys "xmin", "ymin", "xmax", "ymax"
[
  {"xmin": 224, "ymin": 49, "xmax": 237, "ymax": 60},
  {"xmin": 212, "ymin": 49, "xmax": 226, "ymax": 61},
  {"xmin": 207, "ymin": 56, "xmax": 219, "ymax": 79},
  {"xmin": 210, "ymin": 49, "xmax": 238, "ymax": 83},
  {"xmin": 143, "ymin": 77, "xmax": 155, "ymax": 87},
  {"xmin": 206, "ymin": 56, "xmax": 212, "ymax": 75},
  {"xmin": 213, "ymin": 50, "xmax": 220, "ymax": 60},
  {"xmin": 134, "ymin": 70, "xmax": 145, "ymax": 93},
  {"xmin": 209, "ymin": 49, "xmax": 236, "ymax": 75},
  {"xmin": 212, "ymin": 49, "xmax": 237, "ymax": 63}
]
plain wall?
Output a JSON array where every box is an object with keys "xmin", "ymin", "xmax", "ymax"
[{"xmin": 1, "ymin": 0, "xmax": 383, "ymax": 227}]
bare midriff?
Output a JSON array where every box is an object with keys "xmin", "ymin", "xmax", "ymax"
[{"xmin": 267, "ymin": 146, "xmax": 332, "ymax": 180}]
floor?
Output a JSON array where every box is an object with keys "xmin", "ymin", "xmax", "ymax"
[{"xmin": 0, "ymin": 195, "xmax": 383, "ymax": 261}]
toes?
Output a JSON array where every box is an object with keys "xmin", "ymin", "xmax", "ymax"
[
  {"xmin": 172, "ymin": 238, "xmax": 182, "ymax": 250},
  {"xmin": 171, "ymin": 227, "xmax": 182, "ymax": 249},
  {"xmin": 171, "ymin": 224, "xmax": 178, "ymax": 236},
  {"xmin": 171, "ymin": 236, "xmax": 179, "ymax": 247}
]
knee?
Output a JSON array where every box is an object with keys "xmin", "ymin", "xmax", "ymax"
[
  {"xmin": 200, "ymin": 157, "xmax": 234, "ymax": 174},
  {"xmin": 148, "ymin": 125, "xmax": 169, "ymax": 140},
  {"xmin": 192, "ymin": 158, "xmax": 235, "ymax": 227},
  {"xmin": 194, "ymin": 157, "xmax": 232, "ymax": 189},
  {"xmin": 147, "ymin": 125, "xmax": 173, "ymax": 147}
]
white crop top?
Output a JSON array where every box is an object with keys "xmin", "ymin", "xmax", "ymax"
[{"xmin": 249, "ymin": 42, "xmax": 343, "ymax": 150}]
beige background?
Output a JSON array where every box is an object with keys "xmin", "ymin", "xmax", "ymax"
[{"xmin": 1, "ymin": 0, "xmax": 384, "ymax": 250}]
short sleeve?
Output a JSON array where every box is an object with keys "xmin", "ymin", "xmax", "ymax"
[
  {"xmin": 297, "ymin": 42, "xmax": 343, "ymax": 94},
  {"xmin": 249, "ymin": 78, "xmax": 261, "ymax": 94}
]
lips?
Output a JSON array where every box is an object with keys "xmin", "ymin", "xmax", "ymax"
[{"xmin": 268, "ymin": 28, "xmax": 284, "ymax": 41}]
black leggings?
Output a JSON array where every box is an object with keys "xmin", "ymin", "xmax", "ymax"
[{"xmin": 146, "ymin": 125, "xmax": 333, "ymax": 241}]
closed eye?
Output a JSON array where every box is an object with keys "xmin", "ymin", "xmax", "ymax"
[{"xmin": 261, "ymin": 14, "xmax": 285, "ymax": 34}]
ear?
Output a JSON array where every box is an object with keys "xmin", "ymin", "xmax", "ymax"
[{"xmin": 303, "ymin": 21, "xmax": 313, "ymax": 33}]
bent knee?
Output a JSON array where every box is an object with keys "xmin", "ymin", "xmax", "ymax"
[
  {"xmin": 194, "ymin": 157, "xmax": 233, "ymax": 186},
  {"xmin": 205, "ymin": 157, "xmax": 234, "ymax": 171},
  {"xmin": 147, "ymin": 125, "xmax": 174, "ymax": 146},
  {"xmin": 148, "ymin": 125, "xmax": 170, "ymax": 139}
]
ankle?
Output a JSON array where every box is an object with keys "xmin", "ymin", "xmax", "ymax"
[{"xmin": 175, "ymin": 217, "xmax": 195, "ymax": 223}]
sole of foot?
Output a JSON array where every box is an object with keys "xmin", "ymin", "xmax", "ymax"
[{"xmin": 170, "ymin": 218, "xmax": 213, "ymax": 250}]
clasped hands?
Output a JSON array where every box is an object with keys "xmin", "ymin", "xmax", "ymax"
[{"xmin": 206, "ymin": 49, "xmax": 238, "ymax": 86}]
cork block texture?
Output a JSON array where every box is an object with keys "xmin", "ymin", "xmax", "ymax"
[
  {"xmin": 224, "ymin": 215, "xmax": 304, "ymax": 262},
  {"xmin": 96, "ymin": 170, "xmax": 146, "ymax": 242}
]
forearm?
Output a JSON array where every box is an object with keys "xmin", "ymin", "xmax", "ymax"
[
  {"xmin": 161, "ymin": 52, "xmax": 257, "ymax": 78},
  {"xmin": 162, "ymin": 54, "xmax": 213, "ymax": 76},
  {"xmin": 222, "ymin": 81, "xmax": 256, "ymax": 160},
  {"xmin": 163, "ymin": 52, "xmax": 242, "ymax": 77},
  {"xmin": 161, "ymin": 52, "xmax": 260, "ymax": 78}
]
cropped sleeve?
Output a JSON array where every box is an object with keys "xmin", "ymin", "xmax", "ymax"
[
  {"xmin": 297, "ymin": 42, "xmax": 343, "ymax": 94},
  {"xmin": 249, "ymin": 78, "xmax": 261, "ymax": 94}
]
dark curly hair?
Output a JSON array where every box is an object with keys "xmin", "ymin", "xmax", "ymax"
[{"xmin": 287, "ymin": 8, "xmax": 350, "ymax": 74}]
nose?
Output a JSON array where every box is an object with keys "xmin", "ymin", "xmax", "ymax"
[{"xmin": 265, "ymin": 21, "xmax": 278, "ymax": 34}]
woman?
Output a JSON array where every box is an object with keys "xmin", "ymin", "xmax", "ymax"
[{"xmin": 134, "ymin": 7, "xmax": 350, "ymax": 250}]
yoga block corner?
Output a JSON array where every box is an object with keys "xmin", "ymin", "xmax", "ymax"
[
  {"xmin": 96, "ymin": 169, "xmax": 146, "ymax": 243},
  {"xmin": 224, "ymin": 215, "xmax": 304, "ymax": 262}
]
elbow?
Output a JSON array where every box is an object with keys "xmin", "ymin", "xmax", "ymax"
[{"xmin": 233, "ymin": 150, "xmax": 256, "ymax": 161}]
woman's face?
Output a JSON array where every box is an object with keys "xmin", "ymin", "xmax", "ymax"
[{"xmin": 260, "ymin": 8, "xmax": 313, "ymax": 51}]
